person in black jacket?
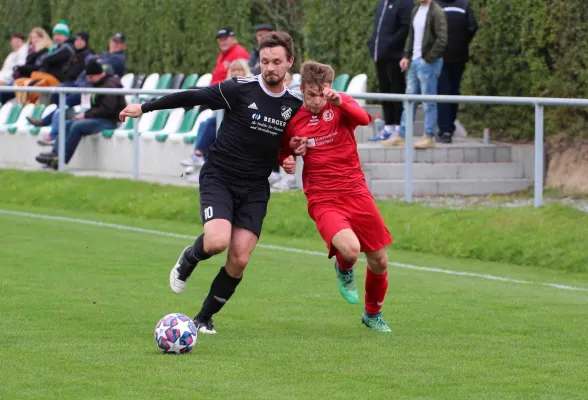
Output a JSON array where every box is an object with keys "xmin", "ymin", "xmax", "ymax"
[
  {"xmin": 35, "ymin": 59, "xmax": 126, "ymax": 168},
  {"xmin": 436, "ymin": 0, "xmax": 478, "ymax": 143},
  {"xmin": 367, "ymin": 0, "xmax": 414, "ymax": 140},
  {"xmin": 37, "ymin": 20, "xmax": 75, "ymax": 82}
]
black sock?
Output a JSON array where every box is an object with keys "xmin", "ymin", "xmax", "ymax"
[
  {"xmin": 197, "ymin": 266, "xmax": 242, "ymax": 319},
  {"xmin": 185, "ymin": 234, "xmax": 212, "ymax": 264}
]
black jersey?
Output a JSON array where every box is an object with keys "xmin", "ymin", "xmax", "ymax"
[{"xmin": 141, "ymin": 75, "xmax": 302, "ymax": 181}]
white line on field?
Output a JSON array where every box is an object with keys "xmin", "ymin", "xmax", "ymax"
[{"xmin": 1, "ymin": 209, "xmax": 587, "ymax": 292}]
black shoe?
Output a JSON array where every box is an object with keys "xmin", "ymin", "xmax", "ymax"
[
  {"xmin": 35, "ymin": 152, "xmax": 57, "ymax": 164},
  {"xmin": 194, "ymin": 314, "xmax": 217, "ymax": 334},
  {"xmin": 169, "ymin": 246, "xmax": 198, "ymax": 294},
  {"xmin": 436, "ymin": 133, "xmax": 453, "ymax": 144},
  {"xmin": 26, "ymin": 117, "xmax": 46, "ymax": 127}
]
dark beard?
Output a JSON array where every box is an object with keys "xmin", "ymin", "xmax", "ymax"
[{"xmin": 264, "ymin": 74, "xmax": 284, "ymax": 87}]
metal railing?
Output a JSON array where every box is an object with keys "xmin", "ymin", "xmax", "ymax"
[{"xmin": 2, "ymin": 85, "xmax": 588, "ymax": 208}]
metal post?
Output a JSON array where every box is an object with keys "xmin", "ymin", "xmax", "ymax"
[
  {"xmin": 534, "ymin": 104, "xmax": 544, "ymax": 208},
  {"xmin": 57, "ymin": 93, "xmax": 66, "ymax": 171},
  {"xmin": 132, "ymin": 95, "xmax": 139, "ymax": 180},
  {"xmin": 404, "ymin": 101, "xmax": 414, "ymax": 203}
]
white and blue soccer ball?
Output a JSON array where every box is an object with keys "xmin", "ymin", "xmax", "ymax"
[{"xmin": 154, "ymin": 313, "xmax": 198, "ymax": 354}]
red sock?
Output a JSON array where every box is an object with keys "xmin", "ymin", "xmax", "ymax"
[
  {"xmin": 335, "ymin": 252, "xmax": 355, "ymax": 272},
  {"xmin": 365, "ymin": 267, "xmax": 388, "ymax": 315}
]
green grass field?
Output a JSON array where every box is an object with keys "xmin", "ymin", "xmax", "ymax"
[{"xmin": 1, "ymin": 205, "xmax": 587, "ymax": 400}]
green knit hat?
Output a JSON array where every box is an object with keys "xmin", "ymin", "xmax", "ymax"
[{"xmin": 53, "ymin": 20, "xmax": 70, "ymax": 36}]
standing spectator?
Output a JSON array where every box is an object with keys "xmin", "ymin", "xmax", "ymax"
[
  {"xmin": 35, "ymin": 59, "xmax": 126, "ymax": 169},
  {"xmin": 367, "ymin": 0, "xmax": 413, "ymax": 141},
  {"xmin": 248, "ymin": 23, "xmax": 275, "ymax": 75},
  {"xmin": 436, "ymin": 0, "xmax": 478, "ymax": 143},
  {"xmin": 0, "ymin": 32, "xmax": 28, "ymax": 85},
  {"xmin": 383, "ymin": 0, "xmax": 447, "ymax": 149},
  {"xmin": 211, "ymin": 28, "xmax": 250, "ymax": 85}
]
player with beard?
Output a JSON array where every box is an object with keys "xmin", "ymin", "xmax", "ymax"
[{"xmin": 119, "ymin": 32, "xmax": 303, "ymax": 334}]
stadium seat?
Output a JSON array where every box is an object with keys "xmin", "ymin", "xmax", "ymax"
[
  {"xmin": 155, "ymin": 107, "xmax": 200, "ymax": 143},
  {"xmin": 179, "ymin": 108, "xmax": 214, "ymax": 144},
  {"xmin": 332, "ymin": 74, "xmax": 351, "ymax": 92},
  {"xmin": 29, "ymin": 104, "xmax": 57, "ymax": 136},
  {"xmin": 139, "ymin": 73, "xmax": 160, "ymax": 102},
  {"xmin": 121, "ymin": 73, "xmax": 134, "ymax": 89},
  {"xmin": 170, "ymin": 74, "xmax": 185, "ymax": 90},
  {"xmin": 181, "ymin": 74, "xmax": 199, "ymax": 89},
  {"xmin": 102, "ymin": 118, "xmax": 132, "ymax": 138},
  {"xmin": 132, "ymin": 73, "xmax": 147, "ymax": 89},
  {"xmin": 121, "ymin": 73, "xmax": 135, "ymax": 104},
  {"xmin": 195, "ymin": 73, "xmax": 212, "ymax": 88},
  {"xmin": 141, "ymin": 108, "xmax": 185, "ymax": 141},
  {"xmin": 0, "ymin": 103, "xmax": 33, "ymax": 134},
  {"xmin": 0, "ymin": 103, "xmax": 14, "ymax": 125},
  {"xmin": 345, "ymin": 74, "xmax": 368, "ymax": 106},
  {"xmin": 9, "ymin": 104, "xmax": 46, "ymax": 134},
  {"xmin": 128, "ymin": 109, "xmax": 171, "ymax": 139},
  {"xmin": 157, "ymin": 73, "xmax": 173, "ymax": 90}
]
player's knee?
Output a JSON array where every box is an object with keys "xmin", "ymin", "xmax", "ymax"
[
  {"xmin": 368, "ymin": 252, "xmax": 388, "ymax": 274},
  {"xmin": 340, "ymin": 243, "xmax": 361, "ymax": 263},
  {"xmin": 203, "ymin": 234, "xmax": 230, "ymax": 255},
  {"xmin": 227, "ymin": 251, "xmax": 250, "ymax": 271}
]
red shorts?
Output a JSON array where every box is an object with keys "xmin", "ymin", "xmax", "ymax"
[{"xmin": 307, "ymin": 192, "xmax": 393, "ymax": 258}]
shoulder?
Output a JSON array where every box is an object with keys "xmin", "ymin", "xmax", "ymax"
[{"xmin": 283, "ymin": 87, "xmax": 303, "ymax": 104}]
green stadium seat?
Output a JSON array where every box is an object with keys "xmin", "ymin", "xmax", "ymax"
[
  {"xmin": 155, "ymin": 107, "xmax": 200, "ymax": 143},
  {"xmin": 8, "ymin": 104, "xmax": 46, "ymax": 134},
  {"xmin": 332, "ymin": 74, "xmax": 351, "ymax": 92},
  {"xmin": 128, "ymin": 109, "xmax": 171, "ymax": 139},
  {"xmin": 180, "ymin": 74, "xmax": 199, "ymax": 89}
]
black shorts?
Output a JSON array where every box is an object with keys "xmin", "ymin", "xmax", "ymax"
[{"xmin": 198, "ymin": 166, "xmax": 270, "ymax": 238}]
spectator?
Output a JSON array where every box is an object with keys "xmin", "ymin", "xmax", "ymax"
[
  {"xmin": 211, "ymin": 28, "xmax": 250, "ymax": 85},
  {"xmin": 248, "ymin": 23, "xmax": 275, "ymax": 75},
  {"xmin": 0, "ymin": 27, "xmax": 52, "ymax": 104},
  {"xmin": 14, "ymin": 20, "xmax": 75, "ymax": 104},
  {"xmin": 367, "ymin": 0, "xmax": 413, "ymax": 141},
  {"xmin": 383, "ymin": 0, "xmax": 447, "ymax": 149},
  {"xmin": 96, "ymin": 33, "xmax": 127, "ymax": 77},
  {"xmin": 0, "ymin": 32, "xmax": 28, "ymax": 85},
  {"xmin": 436, "ymin": 0, "xmax": 478, "ymax": 143},
  {"xmin": 182, "ymin": 59, "xmax": 252, "ymax": 178},
  {"xmin": 35, "ymin": 59, "xmax": 126, "ymax": 169}
]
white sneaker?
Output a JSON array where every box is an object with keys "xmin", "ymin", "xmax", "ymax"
[
  {"xmin": 169, "ymin": 246, "xmax": 194, "ymax": 294},
  {"xmin": 180, "ymin": 154, "xmax": 196, "ymax": 166},
  {"xmin": 184, "ymin": 165, "xmax": 196, "ymax": 175},
  {"xmin": 268, "ymin": 172, "xmax": 281, "ymax": 185},
  {"xmin": 194, "ymin": 316, "xmax": 217, "ymax": 334}
]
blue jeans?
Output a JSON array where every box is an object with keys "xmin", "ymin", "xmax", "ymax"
[
  {"xmin": 399, "ymin": 57, "xmax": 443, "ymax": 138},
  {"xmin": 51, "ymin": 118, "xmax": 116, "ymax": 164},
  {"xmin": 194, "ymin": 116, "xmax": 217, "ymax": 160}
]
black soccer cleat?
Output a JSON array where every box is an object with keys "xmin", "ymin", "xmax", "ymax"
[
  {"xmin": 169, "ymin": 246, "xmax": 198, "ymax": 294},
  {"xmin": 194, "ymin": 315, "xmax": 217, "ymax": 334}
]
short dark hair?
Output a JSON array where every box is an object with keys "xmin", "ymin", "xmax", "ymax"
[
  {"xmin": 258, "ymin": 31, "xmax": 294, "ymax": 60},
  {"xmin": 300, "ymin": 61, "xmax": 335, "ymax": 89},
  {"xmin": 11, "ymin": 32, "xmax": 26, "ymax": 41}
]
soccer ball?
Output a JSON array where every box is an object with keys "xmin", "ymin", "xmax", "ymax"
[{"xmin": 154, "ymin": 313, "xmax": 198, "ymax": 354}]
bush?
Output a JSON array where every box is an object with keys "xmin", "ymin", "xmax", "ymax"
[{"xmin": 0, "ymin": 0, "xmax": 585, "ymax": 140}]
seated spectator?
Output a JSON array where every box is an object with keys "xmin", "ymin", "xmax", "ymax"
[
  {"xmin": 0, "ymin": 32, "xmax": 28, "ymax": 85},
  {"xmin": 211, "ymin": 28, "xmax": 250, "ymax": 85},
  {"xmin": 34, "ymin": 59, "xmax": 126, "ymax": 169},
  {"xmin": 181, "ymin": 59, "xmax": 252, "ymax": 179},
  {"xmin": 14, "ymin": 20, "xmax": 74, "ymax": 104},
  {"xmin": 0, "ymin": 27, "xmax": 52, "ymax": 104}
]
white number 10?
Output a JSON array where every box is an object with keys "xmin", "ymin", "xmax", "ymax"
[{"xmin": 204, "ymin": 206, "xmax": 213, "ymax": 219}]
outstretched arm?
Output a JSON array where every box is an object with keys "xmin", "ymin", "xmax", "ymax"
[{"xmin": 120, "ymin": 79, "xmax": 240, "ymax": 122}]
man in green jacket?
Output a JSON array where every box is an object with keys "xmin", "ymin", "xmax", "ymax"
[{"xmin": 383, "ymin": 0, "xmax": 447, "ymax": 149}]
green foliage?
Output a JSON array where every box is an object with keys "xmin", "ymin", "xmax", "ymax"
[
  {"xmin": 1, "ymin": 170, "xmax": 587, "ymax": 272},
  {"xmin": 0, "ymin": 0, "xmax": 585, "ymax": 139}
]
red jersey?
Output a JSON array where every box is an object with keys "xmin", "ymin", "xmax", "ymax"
[
  {"xmin": 211, "ymin": 44, "xmax": 250, "ymax": 85},
  {"xmin": 280, "ymin": 93, "xmax": 372, "ymax": 199}
]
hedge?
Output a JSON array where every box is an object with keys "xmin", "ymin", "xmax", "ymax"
[{"xmin": 0, "ymin": 0, "xmax": 586, "ymax": 140}]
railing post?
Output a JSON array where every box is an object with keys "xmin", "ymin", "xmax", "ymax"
[
  {"xmin": 404, "ymin": 100, "xmax": 414, "ymax": 203},
  {"xmin": 57, "ymin": 92, "xmax": 66, "ymax": 172},
  {"xmin": 132, "ymin": 95, "xmax": 139, "ymax": 180},
  {"xmin": 534, "ymin": 104, "xmax": 544, "ymax": 208}
]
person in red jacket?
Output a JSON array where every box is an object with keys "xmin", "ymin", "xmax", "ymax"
[
  {"xmin": 210, "ymin": 28, "xmax": 250, "ymax": 85},
  {"xmin": 279, "ymin": 61, "xmax": 393, "ymax": 333}
]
